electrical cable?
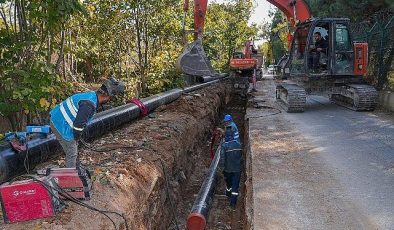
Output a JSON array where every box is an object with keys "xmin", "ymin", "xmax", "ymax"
[
  {"xmin": 11, "ymin": 175, "xmax": 129, "ymax": 230},
  {"xmin": 23, "ymin": 146, "xmax": 30, "ymax": 174},
  {"xmin": 41, "ymin": 178, "xmax": 127, "ymax": 230}
]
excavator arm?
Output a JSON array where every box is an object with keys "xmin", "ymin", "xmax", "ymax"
[
  {"xmin": 267, "ymin": 0, "xmax": 312, "ymax": 46},
  {"xmin": 177, "ymin": 0, "xmax": 312, "ymax": 77},
  {"xmin": 266, "ymin": 0, "xmax": 311, "ymax": 28},
  {"xmin": 177, "ymin": 0, "xmax": 218, "ymax": 78}
]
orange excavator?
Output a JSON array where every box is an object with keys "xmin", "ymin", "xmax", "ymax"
[
  {"xmin": 229, "ymin": 40, "xmax": 263, "ymax": 94},
  {"xmin": 230, "ymin": 40, "xmax": 258, "ymax": 71},
  {"xmin": 177, "ymin": 0, "xmax": 377, "ymax": 112}
]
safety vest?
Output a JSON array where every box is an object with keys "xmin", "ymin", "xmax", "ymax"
[
  {"xmin": 226, "ymin": 121, "xmax": 240, "ymax": 143},
  {"xmin": 50, "ymin": 91, "xmax": 98, "ymax": 141},
  {"xmin": 221, "ymin": 139, "xmax": 242, "ymax": 173}
]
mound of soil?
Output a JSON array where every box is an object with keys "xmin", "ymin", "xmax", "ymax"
[{"xmin": 0, "ymin": 82, "xmax": 231, "ymax": 230}]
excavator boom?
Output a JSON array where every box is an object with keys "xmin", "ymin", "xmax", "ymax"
[
  {"xmin": 177, "ymin": 0, "xmax": 218, "ymax": 78},
  {"xmin": 266, "ymin": 0, "xmax": 311, "ymax": 28},
  {"xmin": 177, "ymin": 0, "xmax": 312, "ymax": 78}
]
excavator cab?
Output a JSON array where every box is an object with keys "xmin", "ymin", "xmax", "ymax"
[
  {"xmin": 283, "ymin": 18, "xmax": 365, "ymax": 78},
  {"xmin": 277, "ymin": 18, "xmax": 376, "ymax": 112}
]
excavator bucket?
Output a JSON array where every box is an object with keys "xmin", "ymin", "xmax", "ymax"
[{"xmin": 177, "ymin": 38, "xmax": 217, "ymax": 77}]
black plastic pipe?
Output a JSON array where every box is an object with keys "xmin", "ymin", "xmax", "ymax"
[
  {"xmin": 0, "ymin": 135, "xmax": 61, "ymax": 183},
  {"xmin": 187, "ymin": 140, "xmax": 222, "ymax": 230},
  {"xmin": 0, "ymin": 79, "xmax": 227, "ymax": 183},
  {"xmin": 198, "ymin": 74, "xmax": 228, "ymax": 83}
]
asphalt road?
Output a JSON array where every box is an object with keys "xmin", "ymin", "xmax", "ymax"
[
  {"xmin": 284, "ymin": 95, "xmax": 394, "ymax": 229},
  {"xmin": 248, "ymin": 80, "xmax": 394, "ymax": 229}
]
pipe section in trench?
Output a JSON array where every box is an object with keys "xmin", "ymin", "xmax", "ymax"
[
  {"xmin": 0, "ymin": 78, "xmax": 227, "ymax": 183},
  {"xmin": 187, "ymin": 139, "xmax": 222, "ymax": 230}
]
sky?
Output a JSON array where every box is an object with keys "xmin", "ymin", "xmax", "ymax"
[
  {"xmin": 212, "ymin": 0, "xmax": 275, "ymax": 25},
  {"xmin": 248, "ymin": 1, "xmax": 275, "ymax": 26},
  {"xmin": 212, "ymin": 0, "xmax": 276, "ymax": 44}
]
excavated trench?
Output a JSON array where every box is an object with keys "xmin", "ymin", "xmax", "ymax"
[{"xmin": 0, "ymin": 80, "xmax": 249, "ymax": 230}]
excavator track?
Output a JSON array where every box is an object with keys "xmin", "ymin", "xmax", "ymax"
[
  {"xmin": 276, "ymin": 83, "xmax": 307, "ymax": 112},
  {"xmin": 330, "ymin": 84, "xmax": 378, "ymax": 111}
]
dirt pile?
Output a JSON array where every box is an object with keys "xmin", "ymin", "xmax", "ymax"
[{"xmin": 0, "ymin": 82, "xmax": 231, "ymax": 230}]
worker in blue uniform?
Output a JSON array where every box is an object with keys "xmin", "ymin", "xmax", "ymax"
[
  {"xmin": 220, "ymin": 125, "xmax": 242, "ymax": 209},
  {"xmin": 50, "ymin": 77, "xmax": 125, "ymax": 168},
  {"xmin": 223, "ymin": 114, "xmax": 240, "ymax": 143}
]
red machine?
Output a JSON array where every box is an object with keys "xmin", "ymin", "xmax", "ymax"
[
  {"xmin": 38, "ymin": 167, "xmax": 93, "ymax": 200},
  {"xmin": 229, "ymin": 40, "xmax": 261, "ymax": 94},
  {"xmin": 230, "ymin": 41, "xmax": 258, "ymax": 71},
  {"xmin": 178, "ymin": 0, "xmax": 375, "ymax": 111},
  {"xmin": 0, "ymin": 176, "xmax": 64, "ymax": 223}
]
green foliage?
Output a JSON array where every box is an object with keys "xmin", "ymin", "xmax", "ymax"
[
  {"xmin": 203, "ymin": 0, "xmax": 257, "ymax": 70},
  {"xmin": 306, "ymin": 0, "xmax": 393, "ymax": 21},
  {"xmin": 0, "ymin": 0, "xmax": 83, "ymax": 130},
  {"xmin": 258, "ymin": 9, "xmax": 288, "ymax": 65},
  {"xmin": 0, "ymin": 0, "xmax": 256, "ymax": 131},
  {"xmin": 0, "ymin": 62, "xmax": 70, "ymax": 115}
]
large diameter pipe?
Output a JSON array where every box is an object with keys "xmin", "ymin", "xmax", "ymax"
[
  {"xmin": 198, "ymin": 74, "xmax": 228, "ymax": 83},
  {"xmin": 0, "ymin": 79, "xmax": 227, "ymax": 183},
  {"xmin": 187, "ymin": 140, "xmax": 222, "ymax": 230},
  {"xmin": 83, "ymin": 88, "xmax": 183, "ymax": 140},
  {"xmin": 0, "ymin": 135, "xmax": 61, "ymax": 183}
]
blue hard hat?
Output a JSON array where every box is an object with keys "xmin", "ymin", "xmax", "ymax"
[{"xmin": 223, "ymin": 114, "xmax": 232, "ymax": 122}]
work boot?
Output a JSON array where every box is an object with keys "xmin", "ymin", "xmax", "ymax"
[{"xmin": 225, "ymin": 188, "xmax": 231, "ymax": 198}]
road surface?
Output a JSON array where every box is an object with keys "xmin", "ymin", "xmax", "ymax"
[{"xmin": 247, "ymin": 79, "xmax": 394, "ymax": 229}]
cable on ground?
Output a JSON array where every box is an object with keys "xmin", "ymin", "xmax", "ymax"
[
  {"xmin": 246, "ymin": 104, "xmax": 282, "ymax": 119},
  {"xmin": 12, "ymin": 175, "xmax": 129, "ymax": 230}
]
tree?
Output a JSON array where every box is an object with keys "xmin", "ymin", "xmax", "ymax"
[
  {"xmin": 0, "ymin": 0, "xmax": 258, "ymax": 131},
  {"xmin": 0, "ymin": 0, "xmax": 83, "ymax": 130},
  {"xmin": 203, "ymin": 0, "xmax": 257, "ymax": 70}
]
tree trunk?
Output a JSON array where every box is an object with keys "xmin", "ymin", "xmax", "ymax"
[
  {"xmin": 56, "ymin": 24, "xmax": 66, "ymax": 78},
  {"xmin": 134, "ymin": 7, "xmax": 147, "ymax": 93},
  {"xmin": 47, "ymin": 32, "xmax": 52, "ymax": 65}
]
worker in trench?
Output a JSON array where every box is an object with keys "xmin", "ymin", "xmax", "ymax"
[
  {"xmin": 222, "ymin": 114, "xmax": 240, "ymax": 143},
  {"xmin": 49, "ymin": 77, "xmax": 125, "ymax": 168},
  {"xmin": 220, "ymin": 125, "xmax": 242, "ymax": 210}
]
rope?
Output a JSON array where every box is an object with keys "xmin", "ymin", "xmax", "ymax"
[{"xmin": 127, "ymin": 98, "xmax": 149, "ymax": 117}]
